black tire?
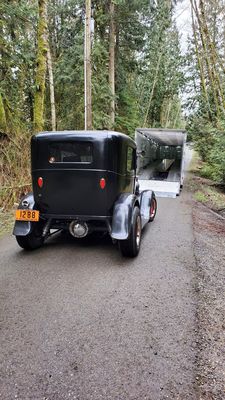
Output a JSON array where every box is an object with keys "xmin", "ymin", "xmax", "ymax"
[
  {"xmin": 148, "ymin": 195, "xmax": 157, "ymax": 222},
  {"xmin": 16, "ymin": 224, "xmax": 44, "ymax": 250},
  {"xmin": 119, "ymin": 206, "xmax": 141, "ymax": 258}
]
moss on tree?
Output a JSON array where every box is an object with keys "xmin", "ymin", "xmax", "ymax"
[{"xmin": 33, "ymin": 0, "xmax": 48, "ymax": 133}]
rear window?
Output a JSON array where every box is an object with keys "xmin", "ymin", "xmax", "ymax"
[{"xmin": 48, "ymin": 142, "xmax": 93, "ymax": 163}]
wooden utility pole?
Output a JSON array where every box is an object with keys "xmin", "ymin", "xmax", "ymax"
[
  {"xmin": 109, "ymin": 0, "xmax": 115, "ymax": 127},
  {"xmin": 84, "ymin": 0, "xmax": 92, "ymax": 130}
]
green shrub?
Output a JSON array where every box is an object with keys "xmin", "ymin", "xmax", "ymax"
[
  {"xmin": 186, "ymin": 115, "xmax": 216, "ymax": 162},
  {"xmin": 209, "ymin": 132, "xmax": 225, "ymax": 184},
  {"xmin": 187, "ymin": 116, "xmax": 225, "ymax": 184},
  {"xmin": 199, "ymin": 164, "xmax": 215, "ymax": 180}
]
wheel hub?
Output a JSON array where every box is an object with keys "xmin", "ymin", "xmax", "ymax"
[
  {"xmin": 150, "ymin": 199, "xmax": 156, "ymax": 218},
  {"xmin": 136, "ymin": 216, "xmax": 141, "ymax": 248}
]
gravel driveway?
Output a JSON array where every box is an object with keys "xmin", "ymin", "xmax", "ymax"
[{"xmin": 0, "ymin": 190, "xmax": 198, "ymax": 400}]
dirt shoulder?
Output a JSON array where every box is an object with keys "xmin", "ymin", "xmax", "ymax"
[
  {"xmin": 193, "ymin": 201, "xmax": 225, "ymax": 400},
  {"xmin": 187, "ymin": 163, "xmax": 225, "ymax": 399}
]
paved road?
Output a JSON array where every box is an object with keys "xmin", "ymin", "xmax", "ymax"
[{"xmin": 0, "ymin": 192, "xmax": 198, "ymax": 400}]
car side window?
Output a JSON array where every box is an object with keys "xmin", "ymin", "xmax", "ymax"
[{"xmin": 127, "ymin": 146, "xmax": 135, "ymax": 174}]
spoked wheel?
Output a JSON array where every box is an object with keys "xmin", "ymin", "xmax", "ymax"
[
  {"xmin": 16, "ymin": 223, "xmax": 44, "ymax": 250},
  {"xmin": 119, "ymin": 206, "xmax": 142, "ymax": 258},
  {"xmin": 149, "ymin": 196, "xmax": 157, "ymax": 222}
]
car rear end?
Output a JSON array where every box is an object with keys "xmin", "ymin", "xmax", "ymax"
[{"xmin": 31, "ymin": 131, "xmax": 111, "ymax": 236}]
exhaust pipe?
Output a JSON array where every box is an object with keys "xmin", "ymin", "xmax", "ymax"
[{"xmin": 69, "ymin": 221, "xmax": 89, "ymax": 238}]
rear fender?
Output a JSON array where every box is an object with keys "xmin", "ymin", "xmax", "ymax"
[
  {"xmin": 139, "ymin": 190, "xmax": 154, "ymax": 228},
  {"xmin": 13, "ymin": 193, "xmax": 36, "ymax": 237},
  {"xmin": 111, "ymin": 194, "xmax": 138, "ymax": 240}
]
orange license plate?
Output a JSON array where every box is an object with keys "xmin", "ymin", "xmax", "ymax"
[{"xmin": 15, "ymin": 209, "xmax": 39, "ymax": 222}]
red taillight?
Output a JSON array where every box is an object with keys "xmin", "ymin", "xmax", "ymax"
[
  {"xmin": 100, "ymin": 178, "xmax": 106, "ymax": 189},
  {"xmin": 38, "ymin": 177, "xmax": 43, "ymax": 188}
]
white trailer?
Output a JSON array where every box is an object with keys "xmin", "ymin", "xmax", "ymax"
[{"xmin": 135, "ymin": 128, "xmax": 187, "ymax": 198}]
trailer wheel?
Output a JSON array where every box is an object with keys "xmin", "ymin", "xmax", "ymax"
[
  {"xmin": 16, "ymin": 224, "xmax": 44, "ymax": 250},
  {"xmin": 149, "ymin": 196, "xmax": 157, "ymax": 222},
  {"xmin": 119, "ymin": 207, "xmax": 141, "ymax": 257}
]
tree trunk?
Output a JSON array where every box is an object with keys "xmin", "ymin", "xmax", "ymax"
[
  {"xmin": 165, "ymin": 98, "xmax": 172, "ymax": 128},
  {"xmin": 33, "ymin": 0, "xmax": 48, "ymax": 133},
  {"xmin": 0, "ymin": 92, "xmax": 7, "ymax": 132},
  {"xmin": 191, "ymin": 2, "xmax": 211, "ymax": 118},
  {"xmin": 47, "ymin": 45, "xmax": 56, "ymax": 131},
  {"xmin": 109, "ymin": 0, "xmax": 115, "ymax": 128},
  {"xmin": 192, "ymin": 0, "xmax": 220, "ymax": 117},
  {"xmin": 143, "ymin": 52, "xmax": 162, "ymax": 127},
  {"xmin": 84, "ymin": 0, "xmax": 92, "ymax": 130},
  {"xmin": 173, "ymin": 101, "xmax": 181, "ymax": 129},
  {"xmin": 199, "ymin": 0, "xmax": 225, "ymax": 111}
]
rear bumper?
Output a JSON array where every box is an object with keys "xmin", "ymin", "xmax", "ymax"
[
  {"xmin": 41, "ymin": 215, "xmax": 112, "ymax": 234},
  {"xmin": 41, "ymin": 214, "xmax": 111, "ymax": 220}
]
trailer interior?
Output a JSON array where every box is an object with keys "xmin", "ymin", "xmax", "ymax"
[{"xmin": 136, "ymin": 128, "xmax": 187, "ymax": 198}]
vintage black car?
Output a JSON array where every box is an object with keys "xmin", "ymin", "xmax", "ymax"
[{"xmin": 13, "ymin": 131, "xmax": 157, "ymax": 257}]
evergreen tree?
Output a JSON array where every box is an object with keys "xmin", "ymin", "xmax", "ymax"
[{"xmin": 0, "ymin": 0, "xmax": 187, "ymax": 207}]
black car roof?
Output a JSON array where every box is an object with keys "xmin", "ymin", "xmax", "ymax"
[{"xmin": 33, "ymin": 130, "xmax": 136, "ymax": 148}]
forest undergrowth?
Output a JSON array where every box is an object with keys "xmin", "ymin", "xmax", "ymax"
[
  {"xmin": 0, "ymin": 130, "xmax": 32, "ymax": 236},
  {"xmin": 187, "ymin": 152, "xmax": 225, "ymax": 218},
  {"xmin": 0, "ymin": 131, "xmax": 32, "ymax": 210}
]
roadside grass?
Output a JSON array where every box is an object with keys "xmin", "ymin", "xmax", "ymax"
[
  {"xmin": 188, "ymin": 152, "xmax": 225, "ymax": 216},
  {"xmin": 195, "ymin": 191, "xmax": 208, "ymax": 203},
  {"xmin": 0, "ymin": 209, "xmax": 14, "ymax": 238}
]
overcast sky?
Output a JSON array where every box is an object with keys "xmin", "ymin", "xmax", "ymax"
[{"xmin": 174, "ymin": 0, "xmax": 192, "ymax": 53}]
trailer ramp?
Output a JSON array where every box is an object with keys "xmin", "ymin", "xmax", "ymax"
[{"xmin": 139, "ymin": 180, "xmax": 180, "ymax": 198}]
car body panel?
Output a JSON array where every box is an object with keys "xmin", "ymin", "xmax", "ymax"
[
  {"xmin": 31, "ymin": 131, "xmax": 136, "ymax": 217},
  {"xmin": 13, "ymin": 131, "xmax": 156, "ymax": 244}
]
